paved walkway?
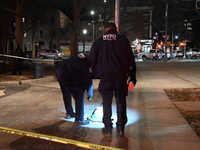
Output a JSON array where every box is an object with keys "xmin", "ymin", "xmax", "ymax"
[
  {"xmin": 82, "ymin": 63, "xmax": 200, "ymax": 150},
  {"xmin": 0, "ymin": 61, "xmax": 199, "ymax": 150}
]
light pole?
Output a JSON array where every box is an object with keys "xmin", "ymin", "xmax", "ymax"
[
  {"xmin": 164, "ymin": 0, "xmax": 168, "ymax": 62},
  {"xmin": 83, "ymin": 29, "xmax": 87, "ymax": 53},
  {"xmin": 91, "ymin": 10, "xmax": 95, "ymax": 42},
  {"xmin": 115, "ymin": 0, "xmax": 120, "ymax": 31},
  {"xmin": 172, "ymin": 25, "xmax": 174, "ymax": 52}
]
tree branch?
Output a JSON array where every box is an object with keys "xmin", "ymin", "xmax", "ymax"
[{"xmin": 0, "ymin": 5, "xmax": 16, "ymax": 14}]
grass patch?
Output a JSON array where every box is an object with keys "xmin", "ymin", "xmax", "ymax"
[{"xmin": 164, "ymin": 88, "xmax": 200, "ymax": 138}]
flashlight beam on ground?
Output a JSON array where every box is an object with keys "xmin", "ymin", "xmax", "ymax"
[{"xmin": 0, "ymin": 127, "xmax": 123, "ymax": 150}]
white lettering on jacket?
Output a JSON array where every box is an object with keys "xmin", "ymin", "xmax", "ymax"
[{"xmin": 103, "ymin": 34, "xmax": 116, "ymax": 40}]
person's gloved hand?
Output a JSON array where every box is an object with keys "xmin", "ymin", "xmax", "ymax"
[
  {"xmin": 87, "ymin": 95, "xmax": 92, "ymax": 101},
  {"xmin": 129, "ymin": 67, "xmax": 137, "ymax": 86},
  {"xmin": 129, "ymin": 78, "xmax": 137, "ymax": 86}
]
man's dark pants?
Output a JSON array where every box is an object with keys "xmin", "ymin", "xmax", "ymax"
[
  {"xmin": 59, "ymin": 82, "xmax": 84, "ymax": 122},
  {"xmin": 98, "ymin": 72, "xmax": 128, "ymax": 132}
]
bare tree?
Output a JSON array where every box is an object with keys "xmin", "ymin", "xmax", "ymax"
[
  {"xmin": 0, "ymin": 0, "xmax": 39, "ymax": 53},
  {"xmin": 69, "ymin": 0, "xmax": 94, "ymax": 56},
  {"xmin": 0, "ymin": 6, "xmax": 14, "ymax": 54},
  {"xmin": 0, "ymin": 0, "xmax": 25, "ymax": 49}
]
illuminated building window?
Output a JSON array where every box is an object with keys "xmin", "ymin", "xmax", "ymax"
[
  {"xmin": 24, "ymin": 32, "xmax": 27, "ymax": 38},
  {"xmin": 22, "ymin": 17, "xmax": 25, "ymax": 23}
]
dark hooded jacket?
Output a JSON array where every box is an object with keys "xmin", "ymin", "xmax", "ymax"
[
  {"xmin": 89, "ymin": 29, "xmax": 136, "ymax": 81},
  {"xmin": 56, "ymin": 55, "xmax": 92, "ymax": 91}
]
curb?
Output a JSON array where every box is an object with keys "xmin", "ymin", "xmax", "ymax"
[{"xmin": 0, "ymin": 76, "xmax": 55, "ymax": 85}]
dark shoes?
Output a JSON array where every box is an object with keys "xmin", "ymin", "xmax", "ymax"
[
  {"xmin": 101, "ymin": 128, "xmax": 112, "ymax": 136},
  {"xmin": 87, "ymin": 95, "xmax": 92, "ymax": 101},
  {"xmin": 74, "ymin": 120, "xmax": 90, "ymax": 126},
  {"xmin": 117, "ymin": 130, "xmax": 124, "ymax": 137},
  {"xmin": 66, "ymin": 113, "xmax": 75, "ymax": 119},
  {"xmin": 101, "ymin": 127, "xmax": 125, "ymax": 137},
  {"xmin": 117, "ymin": 125, "xmax": 125, "ymax": 137}
]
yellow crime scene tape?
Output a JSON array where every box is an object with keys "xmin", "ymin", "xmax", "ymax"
[
  {"xmin": 0, "ymin": 127, "xmax": 124, "ymax": 150},
  {"xmin": 0, "ymin": 54, "xmax": 62, "ymax": 62},
  {"xmin": 0, "ymin": 54, "xmax": 36, "ymax": 61}
]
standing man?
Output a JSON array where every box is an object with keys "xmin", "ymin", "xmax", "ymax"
[
  {"xmin": 89, "ymin": 22, "xmax": 137, "ymax": 136},
  {"xmin": 56, "ymin": 53, "xmax": 93, "ymax": 126},
  {"xmin": 12, "ymin": 45, "xmax": 24, "ymax": 75}
]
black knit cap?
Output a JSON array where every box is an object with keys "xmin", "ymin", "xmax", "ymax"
[{"xmin": 105, "ymin": 22, "xmax": 117, "ymax": 30}]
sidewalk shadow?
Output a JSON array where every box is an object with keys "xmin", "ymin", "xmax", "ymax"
[
  {"xmin": 115, "ymin": 136, "xmax": 129, "ymax": 150},
  {"xmin": 99, "ymin": 135, "xmax": 129, "ymax": 150},
  {"xmin": 9, "ymin": 120, "xmax": 89, "ymax": 150},
  {"xmin": 99, "ymin": 135, "xmax": 113, "ymax": 147}
]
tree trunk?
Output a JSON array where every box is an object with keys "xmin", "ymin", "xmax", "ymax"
[
  {"xmin": 15, "ymin": 13, "xmax": 22, "ymax": 48},
  {"xmin": 15, "ymin": 0, "xmax": 24, "ymax": 49},
  {"xmin": 31, "ymin": 24, "xmax": 36, "ymax": 58},
  {"xmin": 70, "ymin": 28, "xmax": 78, "ymax": 57},
  {"xmin": 0, "ymin": 36, "xmax": 7, "ymax": 54},
  {"xmin": 70, "ymin": 0, "xmax": 94, "ymax": 57}
]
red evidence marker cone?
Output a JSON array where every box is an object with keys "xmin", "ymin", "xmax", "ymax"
[{"xmin": 128, "ymin": 82, "xmax": 134, "ymax": 91}]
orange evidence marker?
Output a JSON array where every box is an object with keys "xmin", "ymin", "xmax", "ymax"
[{"xmin": 128, "ymin": 82, "xmax": 134, "ymax": 91}]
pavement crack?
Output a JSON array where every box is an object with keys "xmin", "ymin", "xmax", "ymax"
[{"xmin": 166, "ymin": 71, "xmax": 200, "ymax": 88}]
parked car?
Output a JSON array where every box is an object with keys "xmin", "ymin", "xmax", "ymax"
[
  {"xmin": 154, "ymin": 50, "xmax": 171, "ymax": 61},
  {"xmin": 133, "ymin": 51, "xmax": 139, "ymax": 58},
  {"xmin": 37, "ymin": 49, "xmax": 64, "ymax": 59},
  {"xmin": 138, "ymin": 49, "xmax": 157, "ymax": 61},
  {"xmin": 185, "ymin": 48, "xmax": 200, "ymax": 59},
  {"xmin": 175, "ymin": 50, "xmax": 184, "ymax": 58},
  {"xmin": 138, "ymin": 49, "xmax": 171, "ymax": 61}
]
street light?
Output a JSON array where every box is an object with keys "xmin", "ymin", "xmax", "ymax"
[
  {"xmin": 83, "ymin": 29, "xmax": 87, "ymax": 53},
  {"xmin": 90, "ymin": 10, "xmax": 95, "ymax": 42}
]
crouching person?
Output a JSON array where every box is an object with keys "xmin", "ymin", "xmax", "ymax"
[{"xmin": 56, "ymin": 53, "xmax": 93, "ymax": 126}]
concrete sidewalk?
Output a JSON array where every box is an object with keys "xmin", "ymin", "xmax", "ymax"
[
  {"xmin": 82, "ymin": 69, "xmax": 200, "ymax": 150},
  {"xmin": 0, "ymin": 61, "xmax": 200, "ymax": 150}
]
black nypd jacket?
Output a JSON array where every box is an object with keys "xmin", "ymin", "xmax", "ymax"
[
  {"xmin": 56, "ymin": 55, "xmax": 92, "ymax": 91},
  {"xmin": 89, "ymin": 29, "xmax": 136, "ymax": 81}
]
